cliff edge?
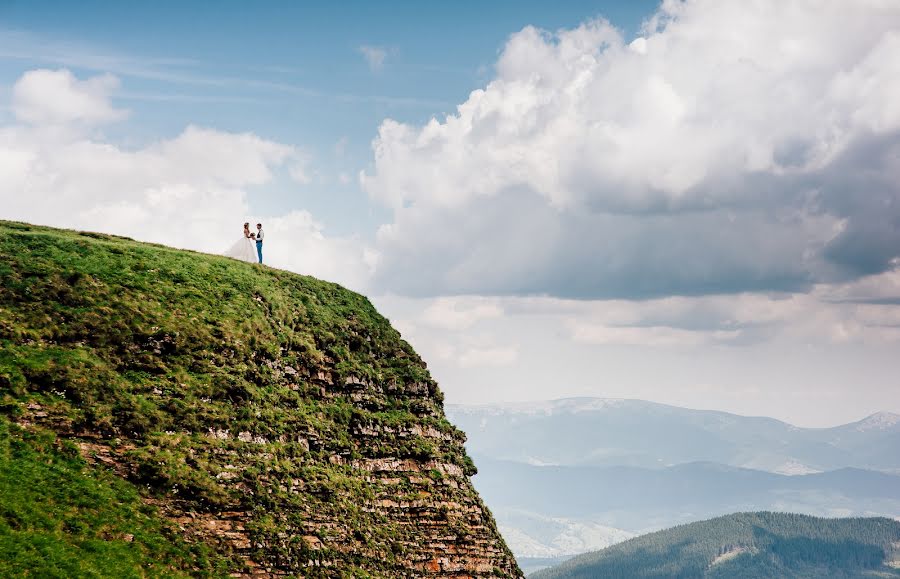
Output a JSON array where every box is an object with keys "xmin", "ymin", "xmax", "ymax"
[{"xmin": 0, "ymin": 221, "xmax": 521, "ymax": 578}]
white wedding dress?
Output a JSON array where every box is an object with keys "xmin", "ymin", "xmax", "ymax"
[{"xmin": 225, "ymin": 235, "xmax": 257, "ymax": 263}]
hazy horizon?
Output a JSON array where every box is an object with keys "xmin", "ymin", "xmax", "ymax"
[{"xmin": 446, "ymin": 395, "xmax": 899, "ymax": 430}]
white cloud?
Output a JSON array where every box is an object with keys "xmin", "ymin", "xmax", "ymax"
[
  {"xmin": 374, "ymin": 296, "xmax": 517, "ymax": 370},
  {"xmin": 421, "ymin": 297, "xmax": 504, "ymax": 330},
  {"xmin": 259, "ymin": 211, "xmax": 373, "ymax": 291},
  {"xmin": 819, "ymin": 266, "xmax": 900, "ymax": 304},
  {"xmin": 568, "ymin": 321, "xmax": 739, "ymax": 347},
  {"xmin": 361, "ymin": 0, "xmax": 900, "ymax": 299},
  {"xmin": 458, "ymin": 345, "xmax": 518, "ymax": 368},
  {"xmin": 0, "ymin": 68, "xmax": 372, "ymax": 291},
  {"xmin": 1, "ymin": 122, "xmax": 281, "ymax": 248},
  {"xmin": 378, "ymin": 286, "xmax": 900, "ymax": 381},
  {"xmin": 359, "ymin": 45, "xmax": 388, "ymax": 72},
  {"xmin": 557, "ymin": 286, "xmax": 900, "ymax": 347},
  {"xmin": 289, "ymin": 160, "xmax": 313, "ymax": 185},
  {"xmin": 373, "ymin": 291, "xmax": 900, "ymax": 424},
  {"xmin": 13, "ymin": 68, "xmax": 127, "ymax": 125}
]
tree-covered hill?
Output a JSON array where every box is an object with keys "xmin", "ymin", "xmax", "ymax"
[
  {"xmin": 0, "ymin": 220, "xmax": 521, "ymax": 577},
  {"xmin": 532, "ymin": 512, "xmax": 900, "ymax": 578}
]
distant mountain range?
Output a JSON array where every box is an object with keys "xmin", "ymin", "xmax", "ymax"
[
  {"xmin": 449, "ymin": 398, "xmax": 900, "ymax": 474},
  {"xmin": 473, "ymin": 458, "xmax": 900, "ymax": 532},
  {"xmin": 447, "ymin": 399, "xmax": 900, "ymax": 568},
  {"xmin": 495, "ymin": 509, "xmax": 636, "ymax": 559},
  {"xmin": 531, "ymin": 512, "xmax": 900, "ymax": 579}
]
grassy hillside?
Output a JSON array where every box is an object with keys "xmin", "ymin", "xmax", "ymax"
[
  {"xmin": 0, "ymin": 220, "xmax": 520, "ymax": 577},
  {"xmin": 0, "ymin": 418, "xmax": 231, "ymax": 578},
  {"xmin": 532, "ymin": 512, "xmax": 900, "ymax": 578}
]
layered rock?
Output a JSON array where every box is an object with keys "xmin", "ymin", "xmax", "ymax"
[{"xmin": 0, "ymin": 221, "xmax": 522, "ymax": 577}]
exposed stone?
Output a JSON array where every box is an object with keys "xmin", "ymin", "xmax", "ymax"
[{"xmin": 4, "ymin": 223, "xmax": 522, "ymax": 578}]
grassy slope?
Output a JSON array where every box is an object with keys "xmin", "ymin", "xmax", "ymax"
[
  {"xmin": 0, "ymin": 221, "xmax": 513, "ymax": 577},
  {"xmin": 532, "ymin": 512, "xmax": 900, "ymax": 579},
  {"xmin": 0, "ymin": 418, "xmax": 229, "ymax": 578}
]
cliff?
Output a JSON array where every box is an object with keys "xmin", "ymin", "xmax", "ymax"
[{"xmin": 0, "ymin": 220, "xmax": 522, "ymax": 578}]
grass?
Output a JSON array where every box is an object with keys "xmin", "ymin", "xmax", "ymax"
[
  {"xmin": 0, "ymin": 220, "xmax": 454, "ymax": 457},
  {"xmin": 0, "ymin": 417, "xmax": 229, "ymax": 578},
  {"xmin": 0, "ymin": 220, "xmax": 518, "ymax": 577}
]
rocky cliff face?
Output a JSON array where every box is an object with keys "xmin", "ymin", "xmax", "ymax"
[{"xmin": 0, "ymin": 221, "xmax": 521, "ymax": 577}]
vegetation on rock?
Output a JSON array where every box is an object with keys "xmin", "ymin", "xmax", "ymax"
[
  {"xmin": 0, "ymin": 221, "xmax": 520, "ymax": 577},
  {"xmin": 0, "ymin": 418, "xmax": 233, "ymax": 578}
]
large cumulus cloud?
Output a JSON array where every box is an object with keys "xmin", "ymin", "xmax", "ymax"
[
  {"xmin": 362, "ymin": 0, "xmax": 900, "ymax": 299},
  {"xmin": 0, "ymin": 68, "xmax": 372, "ymax": 290}
]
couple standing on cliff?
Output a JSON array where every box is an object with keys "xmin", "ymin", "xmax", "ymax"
[{"xmin": 225, "ymin": 222, "xmax": 265, "ymax": 264}]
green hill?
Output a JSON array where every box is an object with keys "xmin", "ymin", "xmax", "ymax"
[
  {"xmin": 532, "ymin": 512, "xmax": 900, "ymax": 578},
  {"xmin": 0, "ymin": 221, "xmax": 521, "ymax": 577}
]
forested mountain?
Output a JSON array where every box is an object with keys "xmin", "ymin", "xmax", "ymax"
[
  {"xmin": 451, "ymin": 399, "xmax": 900, "ymax": 564},
  {"xmin": 532, "ymin": 512, "xmax": 900, "ymax": 578}
]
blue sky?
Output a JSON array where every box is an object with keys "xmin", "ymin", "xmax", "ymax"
[
  {"xmin": 2, "ymin": 1, "xmax": 900, "ymax": 426},
  {"xmin": 0, "ymin": 0, "xmax": 656, "ymax": 234}
]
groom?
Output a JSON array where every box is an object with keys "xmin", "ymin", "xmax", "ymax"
[{"xmin": 255, "ymin": 223, "xmax": 264, "ymax": 264}]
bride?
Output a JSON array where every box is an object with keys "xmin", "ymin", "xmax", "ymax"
[{"xmin": 225, "ymin": 222, "xmax": 258, "ymax": 263}]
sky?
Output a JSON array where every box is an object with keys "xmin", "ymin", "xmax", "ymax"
[{"xmin": 1, "ymin": 0, "xmax": 899, "ymax": 427}]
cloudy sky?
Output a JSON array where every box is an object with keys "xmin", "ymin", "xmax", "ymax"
[{"xmin": 2, "ymin": 0, "xmax": 899, "ymax": 427}]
